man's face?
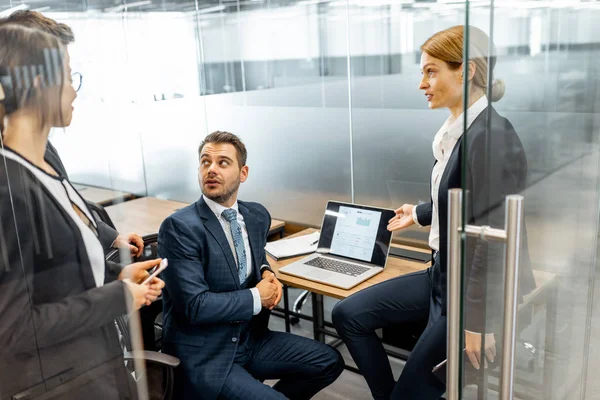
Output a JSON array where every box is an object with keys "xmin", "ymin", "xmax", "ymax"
[{"xmin": 198, "ymin": 142, "xmax": 248, "ymax": 206}]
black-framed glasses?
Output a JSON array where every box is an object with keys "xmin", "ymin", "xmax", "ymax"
[{"xmin": 71, "ymin": 72, "xmax": 82, "ymax": 92}]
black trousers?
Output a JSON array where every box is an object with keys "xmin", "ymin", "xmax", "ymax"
[{"xmin": 332, "ymin": 261, "xmax": 447, "ymax": 400}]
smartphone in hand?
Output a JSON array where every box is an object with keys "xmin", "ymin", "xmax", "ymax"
[{"xmin": 142, "ymin": 258, "xmax": 168, "ymax": 285}]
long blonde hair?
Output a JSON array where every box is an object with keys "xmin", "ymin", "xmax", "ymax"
[{"xmin": 421, "ymin": 25, "xmax": 505, "ymax": 102}]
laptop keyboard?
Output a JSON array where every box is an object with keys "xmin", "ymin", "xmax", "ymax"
[{"xmin": 305, "ymin": 257, "xmax": 370, "ymax": 277}]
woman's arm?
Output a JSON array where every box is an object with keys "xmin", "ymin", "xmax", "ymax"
[
  {"xmin": 414, "ymin": 202, "xmax": 433, "ymax": 227},
  {"xmin": 0, "ymin": 179, "xmax": 129, "ymax": 356},
  {"xmin": 464, "ymin": 128, "xmax": 527, "ymax": 333}
]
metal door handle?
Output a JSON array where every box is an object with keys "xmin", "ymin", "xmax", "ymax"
[{"xmin": 447, "ymin": 189, "xmax": 524, "ymax": 400}]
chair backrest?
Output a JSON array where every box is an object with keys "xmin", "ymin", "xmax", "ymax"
[
  {"xmin": 87, "ymin": 201, "xmax": 117, "ymax": 230},
  {"xmin": 107, "ymin": 234, "xmax": 163, "ymax": 351},
  {"xmin": 106, "ymin": 234, "xmax": 159, "ymax": 263},
  {"xmin": 115, "ymin": 314, "xmax": 134, "ymax": 352}
]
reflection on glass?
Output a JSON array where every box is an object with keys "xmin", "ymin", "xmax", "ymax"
[
  {"xmin": 0, "ymin": 1, "xmax": 598, "ymax": 398},
  {"xmin": 71, "ymin": 71, "xmax": 82, "ymax": 92},
  {"xmin": 0, "ymin": 16, "xmax": 167, "ymax": 400},
  {"xmin": 456, "ymin": 2, "xmax": 600, "ymax": 400},
  {"xmin": 0, "ymin": 23, "xmax": 136, "ymax": 399}
]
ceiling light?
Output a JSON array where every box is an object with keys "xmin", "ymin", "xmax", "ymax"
[{"xmin": 104, "ymin": 1, "xmax": 152, "ymax": 13}]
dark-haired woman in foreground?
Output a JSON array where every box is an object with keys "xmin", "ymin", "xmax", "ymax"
[{"xmin": 0, "ymin": 24, "xmax": 164, "ymax": 399}]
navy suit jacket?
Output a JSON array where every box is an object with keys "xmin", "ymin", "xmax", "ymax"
[{"xmin": 158, "ymin": 197, "xmax": 272, "ymax": 400}]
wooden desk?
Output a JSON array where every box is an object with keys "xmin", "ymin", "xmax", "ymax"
[
  {"xmin": 268, "ymin": 228, "xmax": 430, "ymax": 341},
  {"xmin": 269, "ymin": 219, "xmax": 286, "ymax": 238},
  {"xmin": 106, "ymin": 197, "xmax": 189, "ymax": 237},
  {"xmin": 269, "ymin": 228, "xmax": 430, "ymax": 300},
  {"xmin": 73, "ymin": 184, "xmax": 134, "ymax": 206},
  {"xmin": 269, "ymin": 228, "xmax": 558, "ymax": 388},
  {"xmin": 106, "ymin": 196, "xmax": 286, "ymax": 238}
]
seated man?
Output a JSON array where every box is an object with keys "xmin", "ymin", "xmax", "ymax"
[{"xmin": 158, "ymin": 131, "xmax": 344, "ymax": 400}]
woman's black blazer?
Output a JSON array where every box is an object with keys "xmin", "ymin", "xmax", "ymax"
[
  {"xmin": 0, "ymin": 155, "xmax": 134, "ymax": 399},
  {"xmin": 415, "ymin": 106, "xmax": 536, "ymax": 332}
]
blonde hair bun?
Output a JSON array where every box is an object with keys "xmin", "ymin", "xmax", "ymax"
[{"xmin": 491, "ymin": 79, "xmax": 505, "ymax": 102}]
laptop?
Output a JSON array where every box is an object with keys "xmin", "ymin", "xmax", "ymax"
[{"xmin": 279, "ymin": 201, "xmax": 396, "ymax": 290}]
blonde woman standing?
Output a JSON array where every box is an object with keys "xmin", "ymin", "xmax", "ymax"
[{"xmin": 333, "ymin": 26, "xmax": 536, "ymax": 399}]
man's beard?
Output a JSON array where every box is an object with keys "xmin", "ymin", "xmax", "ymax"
[{"xmin": 202, "ymin": 179, "xmax": 241, "ymax": 205}]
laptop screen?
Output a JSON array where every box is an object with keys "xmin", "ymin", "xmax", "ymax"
[{"xmin": 319, "ymin": 201, "xmax": 395, "ymax": 267}]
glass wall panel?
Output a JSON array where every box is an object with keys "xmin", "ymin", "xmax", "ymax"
[
  {"xmin": 48, "ymin": 9, "xmax": 148, "ymax": 197},
  {"xmin": 3, "ymin": 0, "xmax": 600, "ymax": 397},
  {"xmin": 348, "ymin": 3, "xmax": 463, "ymax": 246},
  {"xmin": 23, "ymin": 0, "xmax": 354, "ymax": 228},
  {"xmin": 200, "ymin": 0, "xmax": 352, "ymax": 226},
  {"xmin": 457, "ymin": 1, "xmax": 600, "ymax": 399},
  {"xmin": 0, "ymin": 2, "xmax": 152, "ymax": 398},
  {"xmin": 129, "ymin": 10, "xmax": 206, "ymax": 202}
]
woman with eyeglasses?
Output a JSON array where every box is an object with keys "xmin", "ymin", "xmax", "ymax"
[
  {"xmin": 71, "ymin": 71, "xmax": 82, "ymax": 92},
  {"xmin": 0, "ymin": 10, "xmax": 147, "ymax": 259},
  {"xmin": 332, "ymin": 26, "xmax": 536, "ymax": 399},
  {"xmin": 0, "ymin": 24, "xmax": 164, "ymax": 399}
]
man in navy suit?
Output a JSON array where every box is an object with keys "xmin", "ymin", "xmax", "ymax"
[{"xmin": 158, "ymin": 131, "xmax": 344, "ymax": 400}]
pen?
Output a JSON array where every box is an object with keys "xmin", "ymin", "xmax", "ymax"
[{"xmin": 310, "ymin": 240, "xmax": 319, "ymax": 246}]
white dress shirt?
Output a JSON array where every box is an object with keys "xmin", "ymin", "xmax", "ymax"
[
  {"xmin": 203, "ymin": 195, "xmax": 262, "ymax": 315},
  {"xmin": 413, "ymin": 96, "xmax": 489, "ymax": 251}
]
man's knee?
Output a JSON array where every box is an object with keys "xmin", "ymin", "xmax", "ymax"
[
  {"xmin": 319, "ymin": 345, "xmax": 345, "ymax": 382},
  {"xmin": 333, "ymin": 297, "xmax": 367, "ymax": 336}
]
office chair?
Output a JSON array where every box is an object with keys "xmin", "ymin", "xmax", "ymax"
[
  {"xmin": 107, "ymin": 234, "xmax": 178, "ymax": 400},
  {"xmin": 115, "ymin": 313, "xmax": 179, "ymax": 400},
  {"xmin": 87, "ymin": 200, "xmax": 117, "ymax": 230},
  {"xmin": 107, "ymin": 234, "xmax": 164, "ymax": 350},
  {"xmin": 290, "ymin": 290, "xmax": 310, "ymax": 325},
  {"xmin": 89, "ymin": 199, "xmax": 164, "ymax": 349}
]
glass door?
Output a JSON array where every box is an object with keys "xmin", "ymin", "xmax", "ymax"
[{"xmin": 448, "ymin": 1, "xmax": 600, "ymax": 399}]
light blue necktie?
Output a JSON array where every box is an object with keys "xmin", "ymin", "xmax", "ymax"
[{"xmin": 221, "ymin": 209, "xmax": 247, "ymax": 284}]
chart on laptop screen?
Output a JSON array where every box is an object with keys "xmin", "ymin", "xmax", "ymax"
[{"xmin": 329, "ymin": 206, "xmax": 382, "ymax": 262}]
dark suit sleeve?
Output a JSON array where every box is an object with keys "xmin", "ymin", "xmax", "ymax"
[
  {"xmin": 105, "ymin": 261, "xmax": 124, "ymax": 283},
  {"xmin": 158, "ymin": 215, "xmax": 254, "ymax": 325},
  {"xmin": 259, "ymin": 207, "xmax": 273, "ymax": 274},
  {"xmin": 0, "ymin": 184, "xmax": 128, "ymax": 356},
  {"xmin": 464, "ymin": 129, "xmax": 527, "ymax": 333},
  {"xmin": 415, "ymin": 202, "xmax": 433, "ymax": 227},
  {"xmin": 96, "ymin": 219, "xmax": 119, "ymax": 252}
]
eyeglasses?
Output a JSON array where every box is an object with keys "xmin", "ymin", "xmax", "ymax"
[{"xmin": 71, "ymin": 72, "xmax": 82, "ymax": 92}]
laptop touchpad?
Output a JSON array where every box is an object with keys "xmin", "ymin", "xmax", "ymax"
[{"xmin": 307, "ymin": 269, "xmax": 334, "ymax": 281}]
